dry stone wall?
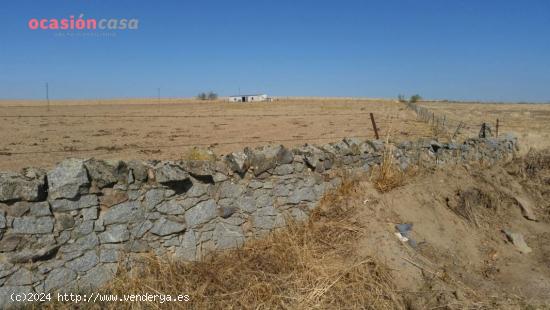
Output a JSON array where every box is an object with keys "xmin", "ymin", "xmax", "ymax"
[{"xmin": 0, "ymin": 135, "xmax": 518, "ymax": 307}]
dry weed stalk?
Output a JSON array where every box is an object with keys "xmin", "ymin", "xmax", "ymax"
[
  {"xmin": 370, "ymin": 122, "xmax": 408, "ymax": 193},
  {"xmin": 371, "ymin": 146, "xmax": 405, "ymax": 193}
]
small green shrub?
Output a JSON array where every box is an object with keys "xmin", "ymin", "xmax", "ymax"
[{"xmin": 409, "ymin": 94, "xmax": 422, "ymax": 103}]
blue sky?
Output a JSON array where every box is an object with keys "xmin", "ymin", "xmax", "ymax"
[{"xmin": 0, "ymin": 0, "xmax": 549, "ymax": 101}]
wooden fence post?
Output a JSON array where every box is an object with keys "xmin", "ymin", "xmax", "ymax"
[
  {"xmin": 496, "ymin": 118, "xmax": 499, "ymax": 137},
  {"xmin": 369, "ymin": 113, "xmax": 380, "ymax": 140},
  {"xmin": 452, "ymin": 121, "xmax": 463, "ymax": 139}
]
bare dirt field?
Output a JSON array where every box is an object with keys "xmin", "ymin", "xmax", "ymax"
[
  {"xmin": 0, "ymin": 98, "xmax": 432, "ymax": 171},
  {"xmin": 419, "ymin": 101, "xmax": 550, "ymax": 151},
  {"xmin": 2, "ymin": 98, "xmax": 548, "ymax": 172}
]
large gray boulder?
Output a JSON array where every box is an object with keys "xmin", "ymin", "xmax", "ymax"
[
  {"xmin": 0, "ymin": 172, "xmax": 46, "ymax": 202},
  {"xmin": 156, "ymin": 199, "xmax": 186, "ymax": 215},
  {"xmin": 173, "ymin": 230, "xmax": 197, "ymax": 261},
  {"xmin": 65, "ymin": 250, "xmax": 99, "ymax": 272},
  {"xmin": 295, "ymin": 144, "xmax": 328, "ymax": 172},
  {"xmin": 244, "ymin": 145, "xmax": 293, "ymax": 176},
  {"xmin": 99, "ymin": 224, "xmax": 130, "ymax": 243},
  {"xmin": 144, "ymin": 188, "xmax": 166, "ymax": 210},
  {"xmin": 181, "ymin": 160, "xmax": 229, "ymax": 182},
  {"xmin": 150, "ymin": 217, "xmax": 186, "ymax": 236},
  {"xmin": 7, "ymin": 244, "xmax": 60, "ymax": 263},
  {"xmin": 224, "ymin": 151, "xmax": 250, "ymax": 174},
  {"xmin": 84, "ymin": 159, "xmax": 128, "ymax": 189},
  {"xmin": 28, "ymin": 202, "xmax": 51, "ymax": 217},
  {"xmin": 0, "ymin": 209, "xmax": 5, "ymax": 229},
  {"xmin": 47, "ymin": 159, "xmax": 90, "ymax": 200},
  {"xmin": 184, "ymin": 199, "xmax": 218, "ymax": 227},
  {"xmin": 0, "ymin": 286, "xmax": 34, "ymax": 309},
  {"xmin": 75, "ymin": 263, "xmax": 117, "ymax": 290},
  {"xmin": 5, "ymin": 268, "xmax": 41, "ymax": 286},
  {"xmin": 180, "ymin": 160, "xmax": 217, "ymax": 179},
  {"xmin": 50, "ymin": 195, "xmax": 98, "ymax": 212},
  {"xmin": 343, "ymin": 137, "xmax": 368, "ymax": 154},
  {"xmin": 126, "ymin": 160, "xmax": 148, "ymax": 182},
  {"xmin": 77, "ymin": 263, "xmax": 118, "ymax": 290},
  {"xmin": 213, "ymin": 222, "xmax": 245, "ymax": 250},
  {"xmin": 331, "ymin": 140, "xmax": 355, "ymax": 156},
  {"xmin": 12, "ymin": 216, "xmax": 54, "ymax": 234},
  {"xmin": 3, "ymin": 201, "xmax": 30, "ymax": 217},
  {"xmin": 153, "ymin": 163, "xmax": 190, "ymax": 184},
  {"xmin": 186, "ymin": 180, "xmax": 211, "ymax": 198},
  {"xmin": 1, "ymin": 235, "xmax": 24, "ymax": 253},
  {"xmin": 219, "ymin": 182, "xmax": 246, "ymax": 199},
  {"xmin": 235, "ymin": 196, "xmax": 256, "ymax": 213},
  {"xmin": 130, "ymin": 220, "xmax": 153, "ymax": 238},
  {"xmin": 61, "ymin": 233, "xmax": 99, "ymax": 253},
  {"xmin": 44, "ymin": 267, "xmax": 76, "ymax": 292},
  {"xmin": 288, "ymin": 187, "xmax": 316, "ymax": 204},
  {"xmin": 101, "ymin": 201, "xmax": 143, "ymax": 225},
  {"xmin": 252, "ymin": 205, "xmax": 285, "ymax": 231},
  {"xmin": 366, "ymin": 140, "xmax": 385, "ymax": 152}
]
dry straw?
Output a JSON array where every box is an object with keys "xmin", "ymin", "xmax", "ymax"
[
  {"xmin": 369, "ymin": 116, "xmax": 414, "ymax": 193},
  {"xmin": 38, "ymin": 178, "xmax": 404, "ymax": 310}
]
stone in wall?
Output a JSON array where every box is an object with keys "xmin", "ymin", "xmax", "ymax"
[
  {"xmin": 47, "ymin": 159, "xmax": 89, "ymax": 200},
  {"xmin": 0, "ymin": 170, "xmax": 46, "ymax": 202}
]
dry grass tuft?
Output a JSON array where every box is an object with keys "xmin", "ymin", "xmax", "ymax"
[
  {"xmin": 370, "ymin": 147, "xmax": 407, "ymax": 193},
  {"xmin": 181, "ymin": 147, "xmax": 216, "ymax": 161},
  {"xmin": 39, "ymin": 177, "xmax": 403, "ymax": 310},
  {"xmin": 369, "ymin": 120, "xmax": 417, "ymax": 193},
  {"xmin": 523, "ymin": 149, "xmax": 550, "ymax": 178},
  {"xmin": 448, "ymin": 188, "xmax": 498, "ymax": 227}
]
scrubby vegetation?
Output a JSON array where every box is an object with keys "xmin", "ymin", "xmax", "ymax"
[
  {"xmin": 409, "ymin": 94, "xmax": 422, "ymax": 103},
  {"xmin": 39, "ymin": 177, "xmax": 403, "ymax": 310},
  {"xmin": 196, "ymin": 91, "xmax": 218, "ymax": 100},
  {"xmin": 181, "ymin": 147, "xmax": 216, "ymax": 161}
]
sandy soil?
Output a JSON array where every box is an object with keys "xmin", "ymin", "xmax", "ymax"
[
  {"xmin": 420, "ymin": 101, "xmax": 550, "ymax": 152},
  {"xmin": 0, "ymin": 99, "xmax": 432, "ymax": 171},
  {"xmin": 356, "ymin": 154, "xmax": 550, "ymax": 308}
]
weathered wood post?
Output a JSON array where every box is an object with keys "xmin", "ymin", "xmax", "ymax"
[
  {"xmin": 370, "ymin": 113, "xmax": 380, "ymax": 140},
  {"xmin": 452, "ymin": 121, "xmax": 463, "ymax": 139}
]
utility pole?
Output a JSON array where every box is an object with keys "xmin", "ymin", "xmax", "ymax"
[
  {"xmin": 45, "ymin": 82, "xmax": 50, "ymax": 111},
  {"xmin": 157, "ymin": 88, "xmax": 160, "ymax": 105}
]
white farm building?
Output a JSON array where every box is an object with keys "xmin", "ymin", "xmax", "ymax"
[{"xmin": 228, "ymin": 94, "xmax": 270, "ymax": 102}]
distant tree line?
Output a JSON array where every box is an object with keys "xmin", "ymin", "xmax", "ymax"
[
  {"xmin": 398, "ymin": 94, "xmax": 422, "ymax": 103},
  {"xmin": 197, "ymin": 91, "xmax": 218, "ymax": 100}
]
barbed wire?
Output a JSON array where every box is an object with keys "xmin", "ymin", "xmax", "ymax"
[
  {"xmin": 402, "ymin": 101, "xmax": 528, "ymax": 138},
  {"xmin": 0, "ymin": 112, "xmax": 399, "ymax": 119}
]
